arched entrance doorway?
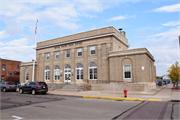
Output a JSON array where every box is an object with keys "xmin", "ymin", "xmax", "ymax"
[{"xmin": 64, "ymin": 64, "xmax": 71, "ymax": 83}]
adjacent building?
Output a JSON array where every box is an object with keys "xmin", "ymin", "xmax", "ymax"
[
  {"xmin": 0, "ymin": 58, "xmax": 21, "ymax": 82},
  {"xmin": 20, "ymin": 26, "xmax": 156, "ymax": 90}
]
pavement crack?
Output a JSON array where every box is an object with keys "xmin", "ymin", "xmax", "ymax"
[
  {"xmin": 171, "ymin": 103, "xmax": 175, "ymax": 120},
  {"xmin": 3, "ymin": 98, "xmax": 10, "ymax": 100},
  {"xmin": 26, "ymin": 101, "xmax": 32, "ymax": 104},
  {"xmin": 34, "ymin": 106, "xmax": 46, "ymax": 108}
]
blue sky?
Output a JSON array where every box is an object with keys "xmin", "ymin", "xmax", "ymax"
[{"xmin": 0, "ymin": 0, "xmax": 179, "ymax": 76}]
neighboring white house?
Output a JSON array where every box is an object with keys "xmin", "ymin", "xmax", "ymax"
[{"xmin": 162, "ymin": 75, "xmax": 170, "ymax": 79}]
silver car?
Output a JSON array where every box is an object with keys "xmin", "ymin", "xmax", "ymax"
[{"xmin": 1, "ymin": 82, "xmax": 17, "ymax": 92}]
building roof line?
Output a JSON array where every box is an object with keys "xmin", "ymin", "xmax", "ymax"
[
  {"xmin": 36, "ymin": 33, "xmax": 130, "ymax": 50},
  {"xmin": 108, "ymin": 51, "xmax": 155, "ymax": 62},
  {"xmin": 0, "ymin": 58, "xmax": 22, "ymax": 62}
]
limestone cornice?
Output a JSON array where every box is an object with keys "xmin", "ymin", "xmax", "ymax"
[
  {"xmin": 20, "ymin": 62, "xmax": 37, "ymax": 67},
  {"xmin": 108, "ymin": 50, "xmax": 155, "ymax": 62},
  {"xmin": 36, "ymin": 33, "xmax": 130, "ymax": 50}
]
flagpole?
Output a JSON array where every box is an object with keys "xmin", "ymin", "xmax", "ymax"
[{"xmin": 32, "ymin": 20, "xmax": 38, "ymax": 82}]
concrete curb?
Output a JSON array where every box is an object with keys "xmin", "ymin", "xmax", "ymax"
[
  {"xmin": 83, "ymin": 96, "xmax": 144, "ymax": 101},
  {"xmin": 148, "ymin": 99, "xmax": 162, "ymax": 101},
  {"xmin": 83, "ymin": 96, "xmax": 163, "ymax": 101}
]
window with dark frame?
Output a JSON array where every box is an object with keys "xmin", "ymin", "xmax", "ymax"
[
  {"xmin": 17, "ymin": 65, "xmax": 20, "ymax": 69},
  {"xmin": 46, "ymin": 53, "xmax": 50, "ymax": 60},
  {"xmin": 26, "ymin": 72, "xmax": 29, "ymax": 81},
  {"xmin": 66, "ymin": 50, "xmax": 70, "ymax": 58},
  {"xmin": 1, "ymin": 75, "xmax": 4, "ymax": 81},
  {"xmin": 124, "ymin": 65, "xmax": 131, "ymax": 79},
  {"xmin": 45, "ymin": 66, "xmax": 50, "ymax": 81},
  {"xmin": 89, "ymin": 62, "xmax": 97, "ymax": 80},
  {"xmin": 2, "ymin": 64, "xmax": 5, "ymax": 71},
  {"xmin": 54, "ymin": 65, "xmax": 60, "ymax": 80},
  {"xmin": 77, "ymin": 48, "xmax": 82, "ymax": 57},
  {"xmin": 55, "ymin": 52, "xmax": 59, "ymax": 59},
  {"xmin": 76, "ymin": 63, "xmax": 83, "ymax": 80},
  {"xmin": 90, "ymin": 46, "xmax": 95, "ymax": 55}
]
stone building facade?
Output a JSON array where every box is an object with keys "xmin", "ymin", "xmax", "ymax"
[
  {"xmin": 0, "ymin": 58, "xmax": 21, "ymax": 82},
  {"xmin": 20, "ymin": 26, "xmax": 156, "ymax": 90}
]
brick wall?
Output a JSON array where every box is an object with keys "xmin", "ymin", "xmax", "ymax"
[{"xmin": 0, "ymin": 58, "xmax": 21, "ymax": 82}]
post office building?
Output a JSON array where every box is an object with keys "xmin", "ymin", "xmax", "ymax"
[{"xmin": 20, "ymin": 26, "xmax": 156, "ymax": 91}]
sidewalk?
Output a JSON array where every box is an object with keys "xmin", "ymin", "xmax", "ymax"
[{"xmin": 47, "ymin": 84, "xmax": 180, "ymax": 101}]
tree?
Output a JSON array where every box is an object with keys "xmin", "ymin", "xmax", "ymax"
[
  {"xmin": 5, "ymin": 75, "xmax": 19, "ymax": 84},
  {"xmin": 167, "ymin": 61, "xmax": 180, "ymax": 88},
  {"xmin": 156, "ymin": 76, "xmax": 161, "ymax": 79}
]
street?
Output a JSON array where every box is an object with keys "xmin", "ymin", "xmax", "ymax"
[{"xmin": 1, "ymin": 92, "xmax": 179, "ymax": 120}]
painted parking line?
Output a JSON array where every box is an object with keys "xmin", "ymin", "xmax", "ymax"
[
  {"xmin": 83, "ymin": 96, "xmax": 144, "ymax": 101},
  {"xmin": 148, "ymin": 99, "xmax": 162, "ymax": 101},
  {"xmin": 12, "ymin": 115, "xmax": 23, "ymax": 120}
]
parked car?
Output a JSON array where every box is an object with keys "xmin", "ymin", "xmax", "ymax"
[
  {"xmin": 19, "ymin": 81, "xmax": 48, "ymax": 95},
  {"xmin": 0, "ymin": 81, "xmax": 17, "ymax": 92}
]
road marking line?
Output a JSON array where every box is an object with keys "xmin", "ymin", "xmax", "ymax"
[{"xmin": 12, "ymin": 115, "xmax": 23, "ymax": 120}]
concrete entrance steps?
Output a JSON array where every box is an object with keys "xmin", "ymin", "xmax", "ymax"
[{"xmin": 48, "ymin": 84, "xmax": 85, "ymax": 92}]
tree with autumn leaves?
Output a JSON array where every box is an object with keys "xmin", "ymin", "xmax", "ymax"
[
  {"xmin": 167, "ymin": 61, "xmax": 180, "ymax": 88},
  {"xmin": 5, "ymin": 75, "xmax": 19, "ymax": 84}
]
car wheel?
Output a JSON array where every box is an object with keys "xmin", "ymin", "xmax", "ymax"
[
  {"xmin": 32, "ymin": 89, "xmax": 36, "ymax": 95},
  {"xmin": 19, "ymin": 89, "xmax": 23, "ymax": 94},
  {"xmin": 42, "ymin": 92, "xmax": 46, "ymax": 95},
  {"xmin": 3, "ymin": 88, "xmax": 6, "ymax": 92}
]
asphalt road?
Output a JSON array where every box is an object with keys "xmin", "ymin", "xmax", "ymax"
[{"xmin": 1, "ymin": 91, "xmax": 179, "ymax": 120}]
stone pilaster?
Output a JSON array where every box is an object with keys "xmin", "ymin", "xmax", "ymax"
[
  {"xmin": 71, "ymin": 49, "xmax": 75, "ymax": 83},
  {"xmin": 60, "ymin": 50, "xmax": 64, "ymax": 83},
  {"xmin": 50, "ymin": 52, "xmax": 54, "ymax": 83},
  {"xmin": 97, "ymin": 44, "xmax": 101, "ymax": 80},
  {"xmin": 83, "ymin": 46, "xmax": 88, "ymax": 82}
]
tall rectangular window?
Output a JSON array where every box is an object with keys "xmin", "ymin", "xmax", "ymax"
[
  {"xmin": 77, "ymin": 48, "xmax": 82, "ymax": 56},
  {"xmin": 17, "ymin": 65, "xmax": 20, "ymax": 69},
  {"xmin": 55, "ymin": 52, "xmax": 59, "ymax": 59},
  {"xmin": 2, "ymin": 64, "xmax": 5, "ymax": 71},
  {"xmin": 46, "ymin": 53, "xmax": 50, "ymax": 60},
  {"xmin": 124, "ymin": 65, "xmax": 131, "ymax": 79},
  {"xmin": 26, "ymin": 71, "xmax": 29, "ymax": 81},
  {"xmin": 90, "ymin": 46, "xmax": 95, "ymax": 55},
  {"xmin": 1, "ymin": 75, "xmax": 4, "ymax": 82},
  {"xmin": 66, "ymin": 50, "xmax": 70, "ymax": 58},
  {"xmin": 118, "ymin": 47, "xmax": 121, "ymax": 51}
]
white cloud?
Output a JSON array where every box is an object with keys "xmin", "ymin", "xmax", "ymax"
[
  {"xmin": 154, "ymin": 3, "xmax": 180, "ymax": 12},
  {"xmin": 0, "ymin": 37, "xmax": 35, "ymax": 62},
  {"xmin": 75, "ymin": 0, "xmax": 104, "ymax": 12},
  {"xmin": 108, "ymin": 15, "xmax": 127, "ymax": 21},
  {"xmin": 149, "ymin": 26, "xmax": 179, "ymax": 39},
  {"xmin": 1, "ymin": 1, "xmax": 81, "ymax": 31},
  {"xmin": 162, "ymin": 21, "xmax": 180, "ymax": 26},
  {"xmin": 131, "ymin": 27, "xmax": 180, "ymax": 76},
  {"xmin": 0, "ymin": 31, "xmax": 9, "ymax": 39}
]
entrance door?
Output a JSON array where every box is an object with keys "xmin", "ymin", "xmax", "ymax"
[{"xmin": 64, "ymin": 64, "xmax": 71, "ymax": 83}]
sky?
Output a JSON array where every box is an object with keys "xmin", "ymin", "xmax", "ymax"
[{"xmin": 0, "ymin": 0, "xmax": 179, "ymax": 76}]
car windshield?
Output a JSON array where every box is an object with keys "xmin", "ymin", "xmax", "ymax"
[
  {"xmin": 39, "ymin": 82, "xmax": 47, "ymax": 86},
  {"xmin": 7, "ymin": 82, "xmax": 15, "ymax": 85}
]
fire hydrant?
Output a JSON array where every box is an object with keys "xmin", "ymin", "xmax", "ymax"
[{"xmin": 124, "ymin": 89, "xmax": 127, "ymax": 98}]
